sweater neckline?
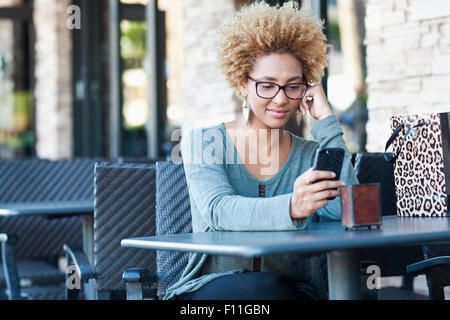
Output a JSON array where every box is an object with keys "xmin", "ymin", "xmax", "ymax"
[{"xmin": 220, "ymin": 122, "xmax": 296, "ymax": 185}]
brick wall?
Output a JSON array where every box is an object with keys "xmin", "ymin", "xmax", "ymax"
[
  {"xmin": 33, "ymin": 0, "xmax": 73, "ymax": 159},
  {"xmin": 365, "ymin": 0, "xmax": 450, "ymax": 152}
]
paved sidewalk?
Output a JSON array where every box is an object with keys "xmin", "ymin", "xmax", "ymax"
[{"xmin": 378, "ymin": 275, "xmax": 450, "ymax": 300}]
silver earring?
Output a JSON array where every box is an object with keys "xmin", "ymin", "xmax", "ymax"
[
  {"xmin": 295, "ymin": 110, "xmax": 301, "ymax": 126},
  {"xmin": 242, "ymin": 100, "xmax": 250, "ymax": 125}
]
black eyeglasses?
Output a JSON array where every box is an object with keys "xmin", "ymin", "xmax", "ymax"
[{"xmin": 248, "ymin": 76, "xmax": 309, "ymax": 100}]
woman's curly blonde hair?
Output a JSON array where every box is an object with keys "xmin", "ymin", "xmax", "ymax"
[{"xmin": 217, "ymin": 1, "xmax": 329, "ymax": 98}]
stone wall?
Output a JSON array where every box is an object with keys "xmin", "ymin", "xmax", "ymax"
[
  {"xmin": 177, "ymin": 0, "xmax": 321, "ymax": 136},
  {"xmin": 33, "ymin": 0, "xmax": 73, "ymax": 159},
  {"xmin": 179, "ymin": 0, "xmax": 238, "ymax": 134},
  {"xmin": 365, "ymin": 0, "xmax": 450, "ymax": 152}
]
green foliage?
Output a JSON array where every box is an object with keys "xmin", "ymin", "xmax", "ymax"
[
  {"xmin": 0, "ymin": 91, "xmax": 34, "ymax": 151},
  {"xmin": 13, "ymin": 91, "xmax": 33, "ymax": 132},
  {"xmin": 120, "ymin": 21, "xmax": 147, "ymax": 69},
  {"xmin": 327, "ymin": 18, "xmax": 341, "ymax": 51}
]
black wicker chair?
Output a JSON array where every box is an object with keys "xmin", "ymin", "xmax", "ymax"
[
  {"xmin": 64, "ymin": 161, "xmax": 157, "ymax": 299},
  {"xmin": 0, "ymin": 159, "xmax": 96, "ymax": 300},
  {"xmin": 122, "ymin": 161, "xmax": 335, "ymax": 300},
  {"xmin": 355, "ymin": 152, "xmax": 424, "ymax": 295},
  {"xmin": 122, "ymin": 160, "xmax": 192, "ymax": 300},
  {"xmin": 154, "ymin": 161, "xmax": 192, "ymax": 299}
]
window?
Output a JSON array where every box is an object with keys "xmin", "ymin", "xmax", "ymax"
[{"xmin": 0, "ymin": 1, "xmax": 35, "ymax": 158}]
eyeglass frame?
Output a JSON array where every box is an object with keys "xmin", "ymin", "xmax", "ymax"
[{"xmin": 247, "ymin": 75, "xmax": 310, "ymax": 100}]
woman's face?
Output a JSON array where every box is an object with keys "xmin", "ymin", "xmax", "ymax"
[{"xmin": 239, "ymin": 52, "xmax": 305, "ymax": 130}]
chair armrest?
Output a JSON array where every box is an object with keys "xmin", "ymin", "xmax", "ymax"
[
  {"xmin": 123, "ymin": 268, "xmax": 157, "ymax": 300},
  {"xmin": 406, "ymin": 256, "xmax": 450, "ymax": 275},
  {"xmin": 0, "ymin": 233, "xmax": 12, "ymax": 243},
  {"xmin": 63, "ymin": 243, "xmax": 95, "ymax": 281},
  {"xmin": 123, "ymin": 268, "xmax": 157, "ymax": 283}
]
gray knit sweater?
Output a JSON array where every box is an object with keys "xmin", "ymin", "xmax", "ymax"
[{"xmin": 164, "ymin": 115, "xmax": 358, "ymax": 300}]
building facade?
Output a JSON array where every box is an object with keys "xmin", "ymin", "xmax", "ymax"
[
  {"xmin": 365, "ymin": 0, "xmax": 450, "ymax": 151},
  {"xmin": 1, "ymin": 0, "xmax": 449, "ymax": 159}
]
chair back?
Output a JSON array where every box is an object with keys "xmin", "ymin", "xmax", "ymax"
[
  {"xmin": 355, "ymin": 153, "xmax": 425, "ymax": 278},
  {"xmin": 155, "ymin": 161, "xmax": 192, "ymax": 298},
  {"xmin": 93, "ymin": 162, "xmax": 157, "ymax": 292},
  {"xmin": 0, "ymin": 158, "xmax": 94, "ymax": 203},
  {"xmin": 354, "ymin": 152, "xmax": 397, "ymax": 216}
]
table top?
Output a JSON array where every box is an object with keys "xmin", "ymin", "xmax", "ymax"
[
  {"xmin": 121, "ymin": 216, "xmax": 450, "ymax": 257},
  {"xmin": 0, "ymin": 200, "xmax": 94, "ymax": 217}
]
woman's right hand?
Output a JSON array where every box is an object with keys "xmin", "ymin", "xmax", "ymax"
[{"xmin": 290, "ymin": 168, "xmax": 345, "ymax": 219}]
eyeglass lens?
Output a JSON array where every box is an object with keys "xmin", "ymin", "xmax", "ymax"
[{"xmin": 256, "ymin": 82, "xmax": 307, "ymax": 99}]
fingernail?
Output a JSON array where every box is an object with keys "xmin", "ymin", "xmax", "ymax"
[
  {"xmin": 331, "ymin": 172, "xmax": 336, "ymax": 178},
  {"xmin": 341, "ymin": 181, "xmax": 346, "ymax": 186}
]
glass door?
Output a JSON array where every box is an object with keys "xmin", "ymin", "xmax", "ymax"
[
  {"xmin": 120, "ymin": 18, "xmax": 149, "ymax": 157},
  {"xmin": 117, "ymin": 0, "xmax": 167, "ymax": 159}
]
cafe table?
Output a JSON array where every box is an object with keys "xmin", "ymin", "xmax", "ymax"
[
  {"xmin": 0, "ymin": 200, "xmax": 95, "ymax": 299},
  {"xmin": 0, "ymin": 200, "xmax": 94, "ymax": 259},
  {"xmin": 121, "ymin": 215, "xmax": 450, "ymax": 300}
]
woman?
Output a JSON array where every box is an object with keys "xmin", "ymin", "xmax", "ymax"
[{"xmin": 166, "ymin": 1, "xmax": 358, "ymax": 300}]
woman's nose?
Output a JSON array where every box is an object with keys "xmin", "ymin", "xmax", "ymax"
[{"xmin": 272, "ymin": 88, "xmax": 289, "ymax": 105}]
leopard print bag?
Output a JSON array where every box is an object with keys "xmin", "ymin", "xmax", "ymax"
[{"xmin": 386, "ymin": 112, "xmax": 450, "ymax": 217}]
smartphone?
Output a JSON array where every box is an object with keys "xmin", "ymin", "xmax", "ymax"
[{"xmin": 313, "ymin": 147, "xmax": 345, "ymax": 200}]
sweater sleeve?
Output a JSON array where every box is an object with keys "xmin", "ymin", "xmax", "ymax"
[
  {"xmin": 181, "ymin": 127, "xmax": 307, "ymax": 231},
  {"xmin": 310, "ymin": 115, "xmax": 359, "ymax": 221}
]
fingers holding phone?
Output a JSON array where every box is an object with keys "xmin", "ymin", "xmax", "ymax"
[
  {"xmin": 290, "ymin": 148, "xmax": 346, "ymax": 220},
  {"xmin": 312, "ymin": 147, "xmax": 345, "ymax": 200},
  {"xmin": 290, "ymin": 168, "xmax": 345, "ymax": 219}
]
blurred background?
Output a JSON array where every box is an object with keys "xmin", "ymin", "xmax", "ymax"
[{"xmin": 0, "ymin": 0, "xmax": 449, "ymax": 160}]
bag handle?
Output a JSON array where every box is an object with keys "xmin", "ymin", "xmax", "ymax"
[
  {"xmin": 439, "ymin": 113, "xmax": 450, "ymax": 200},
  {"xmin": 384, "ymin": 121, "xmax": 427, "ymax": 163}
]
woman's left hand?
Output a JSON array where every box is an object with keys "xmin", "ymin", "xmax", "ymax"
[{"xmin": 298, "ymin": 83, "xmax": 333, "ymax": 121}]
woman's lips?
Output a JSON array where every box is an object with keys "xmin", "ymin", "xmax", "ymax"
[{"xmin": 267, "ymin": 109, "xmax": 288, "ymax": 118}]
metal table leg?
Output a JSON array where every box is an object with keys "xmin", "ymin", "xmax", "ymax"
[
  {"xmin": 327, "ymin": 249, "xmax": 362, "ymax": 300},
  {"xmin": 82, "ymin": 213, "xmax": 95, "ymax": 300}
]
